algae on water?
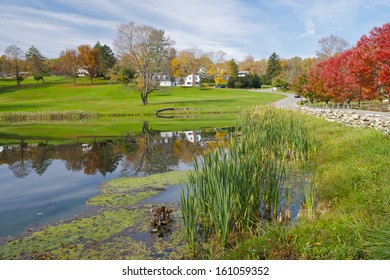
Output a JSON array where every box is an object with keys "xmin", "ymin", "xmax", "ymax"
[{"xmin": 0, "ymin": 171, "xmax": 189, "ymax": 260}]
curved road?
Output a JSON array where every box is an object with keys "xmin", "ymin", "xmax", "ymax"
[
  {"xmin": 252, "ymin": 89, "xmax": 390, "ymax": 117},
  {"xmin": 250, "ymin": 89, "xmax": 302, "ymax": 108},
  {"xmin": 273, "ymin": 92, "xmax": 302, "ymax": 108}
]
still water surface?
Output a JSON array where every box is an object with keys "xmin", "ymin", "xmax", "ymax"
[{"xmin": 0, "ymin": 129, "xmax": 216, "ymax": 237}]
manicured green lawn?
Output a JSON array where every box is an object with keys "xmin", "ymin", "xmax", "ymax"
[
  {"xmin": 0, "ymin": 76, "xmax": 282, "ymax": 115},
  {"xmin": 0, "ymin": 76, "xmax": 283, "ymax": 142}
]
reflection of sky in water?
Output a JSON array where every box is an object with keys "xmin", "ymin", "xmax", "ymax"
[
  {"xmin": 0, "ymin": 131, "xmax": 216, "ymax": 237},
  {"xmin": 0, "ymin": 158, "xmax": 196, "ymax": 237},
  {"xmin": 0, "ymin": 160, "xmax": 123, "ymax": 237}
]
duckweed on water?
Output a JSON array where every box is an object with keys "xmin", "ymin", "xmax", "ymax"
[
  {"xmin": 0, "ymin": 171, "xmax": 189, "ymax": 259},
  {"xmin": 99, "ymin": 170, "xmax": 188, "ymax": 193},
  {"xmin": 88, "ymin": 171, "xmax": 188, "ymax": 207},
  {"xmin": 0, "ymin": 209, "xmax": 140, "ymax": 259}
]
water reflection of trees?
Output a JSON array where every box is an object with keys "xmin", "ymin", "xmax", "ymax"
[{"xmin": 0, "ymin": 126, "xmax": 206, "ymax": 178}]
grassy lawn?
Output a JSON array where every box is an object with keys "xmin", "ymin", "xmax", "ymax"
[{"xmin": 0, "ymin": 76, "xmax": 282, "ymax": 115}]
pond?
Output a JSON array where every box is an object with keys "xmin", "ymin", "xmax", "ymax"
[{"xmin": 0, "ymin": 127, "xmax": 226, "ymax": 238}]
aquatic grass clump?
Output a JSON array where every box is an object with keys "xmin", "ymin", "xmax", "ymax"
[
  {"xmin": 1, "ymin": 110, "xmax": 98, "ymax": 123},
  {"xmin": 181, "ymin": 106, "xmax": 316, "ymax": 256}
]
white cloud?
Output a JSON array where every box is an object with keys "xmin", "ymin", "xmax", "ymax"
[
  {"xmin": 0, "ymin": 4, "xmax": 117, "ymax": 57},
  {"xmin": 297, "ymin": 17, "xmax": 316, "ymax": 38}
]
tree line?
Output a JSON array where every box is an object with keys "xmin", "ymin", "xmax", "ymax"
[
  {"xmin": 1, "ymin": 21, "xmax": 388, "ymax": 106},
  {"xmin": 0, "ymin": 42, "xmax": 116, "ymax": 85}
]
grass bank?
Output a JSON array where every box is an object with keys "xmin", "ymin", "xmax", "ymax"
[{"xmin": 218, "ymin": 113, "xmax": 390, "ymax": 260}]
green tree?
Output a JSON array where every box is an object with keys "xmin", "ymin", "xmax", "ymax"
[
  {"xmin": 114, "ymin": 22, "xmax": 174, "ymax": 105},
  {"xmin": 111, "ymin": 56, "xmax": 135, "ymax": 86},
  {"xmin": 264, "ymin": 52, "xmax": 282, "ymax": 85},
  {"xmin": 227, "ymin": 58, "xmax": 239, "ymax": 78},
  {"xmin": 25, "ymin": 45, "xmax": 47, "ymax": 82},
  {"xmin": 247, "ymin": 73, "xmax": 262, "ymax": 88},
  {"xmin": 291, "ymin": 73, "xmax": 307, "ymax": 96},
  {"xmin": 94, "ymin": 41, "xmax": 116, "ymax": 77}
]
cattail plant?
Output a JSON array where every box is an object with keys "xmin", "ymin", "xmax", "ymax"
[
  {"xmin": 181, "ymin": 106, "xmax": 316, "ymax": 255},
  {"xmin": 303, "ymin": 183, "xmax": 316, "ymax": 217},
  {"xmin": 284, "ymin": 186, "xmax": 291, "ymax": 221}
]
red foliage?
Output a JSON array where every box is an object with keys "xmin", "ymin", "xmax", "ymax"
[{"xmin": 305, "ymin": 23, "xmax": 390, "ymax": 103}]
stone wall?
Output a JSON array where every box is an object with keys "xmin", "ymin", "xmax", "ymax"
[{"xmin": 298, "ymin": 107, "xmax": 390, "ymax": 134}]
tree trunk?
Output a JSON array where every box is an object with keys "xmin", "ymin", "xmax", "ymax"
[
  {"xmin": 16, "ymin": 66, "xmax": 20, "ymax": 86},
  {"xmin": 141, "ymin": 93, "xmax": 148, "ymax": 105},
  {"xmin": 388, "ymin": 94, "xmax": 390, "ymax": 111}
]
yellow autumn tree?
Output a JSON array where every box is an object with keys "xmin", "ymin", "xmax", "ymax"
[{"xmin": 171, "ymin": 49, "xmax": 200, "ymax": 86}]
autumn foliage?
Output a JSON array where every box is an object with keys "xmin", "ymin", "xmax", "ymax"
[{"xmin": 301, "ymin": 23, "xmax": 390, "ymax": 105}]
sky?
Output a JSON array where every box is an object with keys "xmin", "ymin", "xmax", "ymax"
[{"xmin": 1, "ymin": 0, "xmax": 390, "ymax": 61}]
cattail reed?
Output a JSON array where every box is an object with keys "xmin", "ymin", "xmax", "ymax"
[{"xmin": 181, "ymin": 106, "xmax": 316, "ymax": 255}]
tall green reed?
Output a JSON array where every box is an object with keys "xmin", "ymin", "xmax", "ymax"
[
  {"xmin": 181, "ymin": 106, "xmax": 316, "ymax": 256},
  {"xmin": 303, "ymin": 180, "xmax": 316, "ymax": 217}
]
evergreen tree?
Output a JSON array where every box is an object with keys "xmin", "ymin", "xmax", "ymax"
[
  {"xmin": 25, "ymin": 46, "xmax": 47, "ymax": 80},
  {"xmin": 94, "ymin": 41, "xmax": 116, "ymax": 77},
  {"xmin": 227, "ymin": 59, "xmax": 239, "ymax": 78},
  {"xmin": 265, "ymin": 52, "xmax": 282, "ymax": 85}
]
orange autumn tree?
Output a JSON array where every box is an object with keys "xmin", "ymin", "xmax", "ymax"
[
  {"xmin": 59, "ymin": 49, "xmax": 79, "ymax": 85},
  {"xmin": 77, "ymin": 44, "xmax": 99, "ymax": 84}
]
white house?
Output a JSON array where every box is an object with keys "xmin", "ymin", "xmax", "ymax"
[
  {"xmin": 77, "ymin": 68, "xmax": 89, "ymax": 77},
  {"xmin": 184, "ymin": 74, "xmax": 200, "ymax": 87},
  {"xmin": 159, "ymin": 76, "xmax": 177, "ymax": 87},
  {"xmin": 160, "ymin": 130, "xmax": 201, "ymax": 143},
  {"xmin": 238, "ymin": 71, "xmax": 249, "ymax": 77},
  {"xmin": 160, "ymin": 80, "xmax": 173, "ymax": 87},
  {"xmin": 184, "ymin": 131, "xmax": 201, "ymax": 143}
]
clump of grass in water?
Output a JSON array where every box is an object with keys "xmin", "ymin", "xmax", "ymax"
[
  {"xmin": 303, "ymin": 180, "xmax": 316, "ymax": 217},
  {"xmin": 181, "ymin": 106, "xmax": 316, "ymax": 257},
  {"xmin": 1, "ymin": 110, "xmax": 98, "ymax": 123}
]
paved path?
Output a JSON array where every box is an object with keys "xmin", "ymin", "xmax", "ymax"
[
  {"xmin": 251, "ymin": 89, "xmax": 390, "ymax": 118},
  {"xmin": 273, "ymin": 92, "xmax": 302, "ymax": 108}
]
